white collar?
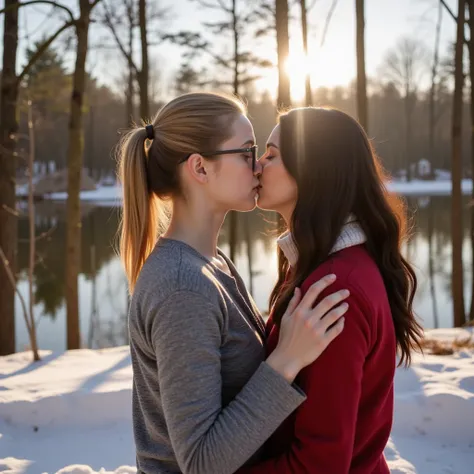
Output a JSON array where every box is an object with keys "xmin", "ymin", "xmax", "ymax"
[{"xmin": 276, "ymin": 215, "xmax": 367, "ymax": 267}]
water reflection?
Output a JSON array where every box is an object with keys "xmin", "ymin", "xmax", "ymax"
[{"xmin": 15, "ymin": 196, "xmax": 473, "ymax": 352}]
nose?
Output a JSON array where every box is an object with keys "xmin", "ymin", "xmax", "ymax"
[{"xmin": 253, "ymin": 160, "xmax": 263, "ymax": 177}]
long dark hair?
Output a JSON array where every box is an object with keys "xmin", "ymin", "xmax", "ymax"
[{"xmin": 269, "ymin": 107, "xmax": 423, "ymax": 367}]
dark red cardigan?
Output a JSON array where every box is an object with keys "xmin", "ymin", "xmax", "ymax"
[{"xmin": 239, "ymin": 245, "xmax": 396, "ymax": 474}]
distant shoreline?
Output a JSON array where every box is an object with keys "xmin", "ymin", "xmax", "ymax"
[{"xmin": 15, "ymin": 179, "xmax": 474, "ymax": 203}]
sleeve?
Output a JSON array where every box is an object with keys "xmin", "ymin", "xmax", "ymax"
[
  {"xmin": 237, "ymin": 283, "xmax": 371, "ymax": 474},
  {"xmin": 151, "ymin": 290, "xmax": 307, "ymax": 474}
]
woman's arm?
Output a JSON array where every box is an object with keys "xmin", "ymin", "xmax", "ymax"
[
  {"xmin": 149, "ymin": 276, "xmax": 348, "ymax": 474},
  {"xmin": 237, "ymin": 284, "xmax": 371, "ymax": 474},
  {"xmin": 151, "ymin": 290, "xmax": 305, "ymax": 474}
]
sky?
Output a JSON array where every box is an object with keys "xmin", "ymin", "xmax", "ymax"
[{"xmin": 0, "ymin": 0, "xmax": 460, "ymax": 101}]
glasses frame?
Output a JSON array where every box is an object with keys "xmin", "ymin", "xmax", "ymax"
[{"xmin": 180, "ymin": 145, "xmax": 258, "ymax": 172}]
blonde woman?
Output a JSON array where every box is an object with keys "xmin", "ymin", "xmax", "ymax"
[{"xmin": 118, "ymin": 92, "xmax": 349, "ymax": 474}]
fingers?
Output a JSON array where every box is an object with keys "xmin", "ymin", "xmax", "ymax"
[
  {"xmin": 283, "ymin": 288, "xmax": 301, "ymax": 318},
  {"xmin": 323, "ymin": 315, "xmax": 346, "ymax": 344},
  {"xmin": 319, "ymin": 302, "xmax": 349, "ymax": 331},
  {"xmin": 312, "ymin": 289, "xmax": 350, "ymax": 319},
  {"xmin": 298, "ymin": 274, "xmax": 337, "ymax": 310}
]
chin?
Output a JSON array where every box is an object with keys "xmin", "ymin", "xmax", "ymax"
[
  {"xmin": 234, "ymin": 198, "xmax": 257, "ymax": 212},
  {"xmin": 256, "ymin": 195, "xmax": 273, "ymax": 211}
]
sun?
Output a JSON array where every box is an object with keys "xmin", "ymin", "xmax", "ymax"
[
  {"xmin": 255, "ymin": 39, "xmax": 353, "ymax": 102},
  {"xmin": 285, "ymin": 51, "xmax": 311, "ymax": 103}
]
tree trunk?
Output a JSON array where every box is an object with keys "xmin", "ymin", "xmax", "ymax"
[
  {"xmin": 429, "ymin": 2, "xmax": 443, "ymax": 168},
  {"xmin": 428, "ymin": 198, "xmax": 439, "ymax": 328},
  {"xmin": 355, "ymin": 0, "xmax": 368, "ymax": 132},
  {"xmin": 300, "ymin": 0, "xmax": 312, "ymax": 106},
  {"xmin": 405, "ymin": 90, "xmax": 412, "ymax": 181},
  {"xmin": 229, "ymin": 0, "xmax": 239, "ymax": 263},
  {"xmin": 467, "ymin": 0, "xmax": 474, "ymax": 322},
  {"xmin": 276, "ymin": 0, "xmax": 291, "ymax": 108},
  {"xmin": 66, "ymin": 0, "xmax": 92, "ymax": 350},
  {"xmin": 451, "ymin": 0, "xmax": 466, "ymax": 327},
  {"xmin": 0, "ymin": 0, "xmax": 19, "ymax": 356},
  {"xmin": 138, "ymin": 0, "xmax": 149, "ymax": 119},
  {"xmin": 27, "ymin": 100, "xmax": 40, "ymax": 361},
  {"xmin": 126, "ymin": 1, "xmax": 134, "ymax": 125}
]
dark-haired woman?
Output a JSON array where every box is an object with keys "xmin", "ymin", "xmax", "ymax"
[{"xmin": 239, "ymin": 107, "xmax": 423, "ymax": 474}]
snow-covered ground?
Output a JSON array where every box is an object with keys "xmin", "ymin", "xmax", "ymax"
[
  {"xmin": 0, "ymin": 329, "xmax": 473, "ymax": 474},
  {"xmin": 14, "ymin": 179, "xmax": 474, "ymax": 204}
]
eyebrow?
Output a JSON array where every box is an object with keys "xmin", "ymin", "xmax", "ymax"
[
  {"xmin": 241, "ymin": 139, "xmax": 255, "ymax": 147},
  {"xmin": 266, "ymin": 142, "xmax": 279, "ymax": 149}
]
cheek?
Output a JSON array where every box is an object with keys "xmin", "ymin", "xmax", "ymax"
[
  {"xmin": 264, "ymin": 164, "xmax": 285, "ymax": 188},
  {"xmin": 262, "ymin": 165, "xmax": 296, "ymax": 201},
  {"xmin": 218, "ymin": 164, "xmax": 252, "ymax": 194}
]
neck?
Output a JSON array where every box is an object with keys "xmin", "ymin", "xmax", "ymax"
[
  {"xmin": 279, "ymin": 205, "xmax": 293, "ymax": 228},
  {"xmin": 164, "ymin": 195, "xmax": 225, "ymax": 260}
]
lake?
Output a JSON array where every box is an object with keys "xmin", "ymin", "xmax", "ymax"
[{"xmin": 14, "ymin": 196, "xmax": 473, "ymax": 352}]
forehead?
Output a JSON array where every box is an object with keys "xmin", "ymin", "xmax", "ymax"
[
  {"xmin": 267, "ymin": 124, "xmax": 280, "ymax": 146},
  {"xmin": 230, "ymin": 114, "xmax": 255, "ymax": 139}
]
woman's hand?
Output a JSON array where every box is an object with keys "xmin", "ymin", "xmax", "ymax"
[{"xmin": 266, "ymin": 274, "xmax": 349, "ymax": 383}]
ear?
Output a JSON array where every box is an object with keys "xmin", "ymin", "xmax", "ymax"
[{"xmin": 185, "ymin": 153, "xmax": 208, "ymax": 184}]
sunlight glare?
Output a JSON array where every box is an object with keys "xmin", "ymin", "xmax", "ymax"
[{"xmin": 284, "ymin": 51, "xmax": 310, "ymax": 103}]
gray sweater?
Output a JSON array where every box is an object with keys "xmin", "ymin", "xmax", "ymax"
[{"xmin": 129, "ymin": 238, "xmax": 306, "ymax": 474}]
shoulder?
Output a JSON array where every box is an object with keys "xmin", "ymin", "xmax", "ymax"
[
  {"xmin": 130, "ymin": 241, "xmax": 229, "ymax": 331},
  {"xmin": 301, "ymin": 245, "xmax": 389, "ymax": 332},
  {"xmin": 302, "ymin": 245, "xmax": 384, "ymax": 303},
  {"xmin": 135, "ymin": 240, "xmax": 225, "ymax": 303}
]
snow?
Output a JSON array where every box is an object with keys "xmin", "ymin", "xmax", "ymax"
[
  {"xmin": 388, "ymin": 179, "xmax": 474, "ymax": 196},
  {"xmin": 14, "ymin": 179, "xmax": 474, "ymax": 204},
  {"xmin": 1, "ymin": 329, "xmax": 473, "ymax": 474},
  {"xmin": 46, "ymin": 186, "xmax": 122, "ymax": 205}
]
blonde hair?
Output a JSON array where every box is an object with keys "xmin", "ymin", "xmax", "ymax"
[{"xmin": 117, "ymin": 92, "xmax": 246, "ymax": 293}]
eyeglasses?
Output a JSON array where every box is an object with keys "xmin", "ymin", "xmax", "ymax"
[{"xmin": 180, "ymin": 145, "xmax": 258, "ymax": 172}]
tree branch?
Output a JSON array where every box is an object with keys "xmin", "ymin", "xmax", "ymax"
[
  {"xmin": 440, "ymin": 0, "xmax": 457, "ymax": 22},
  {"xmin": 0, "ymin": 1, "xmax": 75, "ymax": 24},
  {"xmin": 101, "ymin": 0, "xmax": 140, "ymax": 75},
  {"xmin": 0, "ymin": 246, "xmax": 33, "ymax": 342},
  {"xmin": 194, "ymin": 0, "xmax": 231, "ymax": 13},
  {"xmin": 17, "ymin": 20, "xmax": 75, "ymax": 84},
  {"xmin": 440, "ymin": 0, "xmax": 470, "ymax": 46},
  {"xmin": 320, "ymin": 0, "xmax": 338, "ymax": 47}
]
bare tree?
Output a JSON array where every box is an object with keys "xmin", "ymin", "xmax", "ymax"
[
  {"xmin": 429, "ymin": 2, "xmax": 443, "ymax": 164},
  {"xmin": 276, "ymin": 0, "xmax": 291, "ymax": 108},
  {"xmin": 441, "ymin": 0, "xmax": 474, "ymax": 323},
  {"xmin": 26, "ymin": 99, "xmax": 40, "ymax": 360},
  {"xmin": 125, "ymin": 0, "xmax": 135, "ymax": 124},
  {"xmin": 0, "ymin": 98, "xmax": 41, "ymax": 361},
  {"xmin": 466, "ymin": 0, "xmax": 474, "ymax": 322},
  {"xmin": 355, "ymin": 0, "xmax": 368, "ymax": 131},
  {"xmin": 166, "ymin": 0, "xmax": 271, "ymax": 262},
  {"xmin": 451, "ymin": 0, "xmax": 466, "ymax": 327},
  {"xmin": 100, "ymin": 0, "xmax": 162, "ymax": 121},
  {"xmin": 138, "ymin": 0, "xmax": 149, "ymax": 119},
  {"xmin": 300, "ymin": 0, "xmax": 312, "ymax": 106},
  {"xmin": 0, "ymin": 0, "xmax": 76, "ymax": 355},
  {"xmin": 0, "ymin": 0, "xmax": 20, "ymax": 356},
  {"xmin": 427, "ymin": 198, "xmax": 439, "ymax": 328},
  {"xmin": 66, "ymin": 0, "xmax": 103, "ymax": 350},
  {"xmin": 380, "ymin": 37, "xmax": 428, "ymax": 180}
]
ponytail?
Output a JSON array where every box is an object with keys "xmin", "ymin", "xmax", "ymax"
[{"xmin": 118, "ymin": 127, "xmax": 163, "ymax": 293}]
